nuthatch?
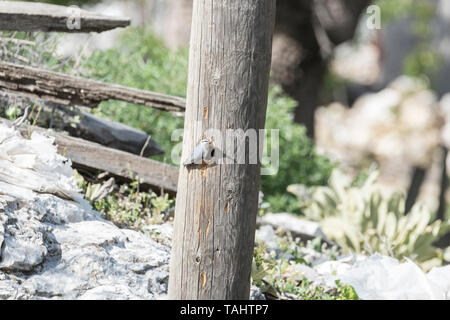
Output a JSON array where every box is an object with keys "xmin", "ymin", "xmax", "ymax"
[{"xmin": 183, "ymin": 138, "xmax": 215, "ymax": 166}]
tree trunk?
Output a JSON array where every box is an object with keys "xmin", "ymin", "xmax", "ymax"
[
  {"xmin": 271, "ymin": 0, "xmax": 323, "ymax": 138},
  {"xmin": 271, "ymin": 0, "xmax": 371, "ymax": 137},
  {"xmin": 168, "ymin": 0, "xmax": 276, "ymax": 300}
]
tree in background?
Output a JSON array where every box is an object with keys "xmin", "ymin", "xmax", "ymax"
[
  {"xmin": 272, "ymin": 0, "xmax": 371, "ymax": 137},
  {"xmin": 162, "ymin": 0, "xmax": 371, "ymax": 137}
]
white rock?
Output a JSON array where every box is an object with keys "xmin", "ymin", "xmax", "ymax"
[
  {"xmin": 249, "ymin": 285, "xmax": 266, "ymax": 300},
  {"xmin": 143, "ymin": 223, "xmax": 173, "ymax": 247},
  {"xmin": 0, "ymin": 124, "xmax": 171, "ymax": 300},
  {"xmin": 255, "ymin": 225, "xmax": 278, "ymax": 249},
  {"xmin": 311, "ymin": 254, "xmax": 450, "ymax": 300},
  {"xmin": 53, "ymin": 220, "xmax": 127, "ymax": 248},
  {"xmin": 0, "ymin": 279, "xmax": 19, "ymax": 300},
  {"xmin": 79, "ymin": 285, "xmax": 145, "ymax": 300},
  {"xmin": 0, "ymin": 123, "xmax": 81, "ymax": 201},
  {"xmin": 0, "ymin": 237, "xmax": 47, "ymax": 271},
  {"xmin": 427, "ymin": 265, "xmax": 450, "ymax": 299},
  {"xmin": 259, "ymin": 213, "xmax": 329, "ymax": 243}
]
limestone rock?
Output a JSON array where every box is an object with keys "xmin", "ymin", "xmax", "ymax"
[
  {"xmin": 255, "ymin": 225, "xmax": 279, "ymax": 249},
  {"xmin": 0, "ymin": 123, "xmax": 170, "ymax": 300},
  {"xmin": 258, "ymin": 213, "xmax": 330, "ymax": 244}
]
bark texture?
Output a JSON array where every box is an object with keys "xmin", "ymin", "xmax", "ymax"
[{"xmin": 168, "ymin": 0, "xmax": 276, "ymax": 299}]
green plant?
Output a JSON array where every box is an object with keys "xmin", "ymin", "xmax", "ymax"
[
  {"xmin": 0, "ymin": 31, "xmax": 76, "ymax": 71},
  {"xmin": 251, "ymin": 233, "xmax": 355, "ymax": 300},
  {"xmin": 264, "ymin": 193, "xmax": 302, "ymax": 215},
  {"xmin": 288, "ymin": 169, "xmax": 450, "ymax": 271},
  {"xmin": 376, "ymin": 0, "xmax": 416, "ymax": 23},
  {"xmin": 335, "ymin": 280, "xmax": 359, "ymax": 300},
  {"xmin": 81, "ymin": 28, "xmax": 187, "ymax": 162},
  {"xmin": 5, "ymin": 105, "xmax": 20, "ymax": 121},
  {"xmin": 74, "ymin": 170, "xmax": 174, "ymax": 228}
]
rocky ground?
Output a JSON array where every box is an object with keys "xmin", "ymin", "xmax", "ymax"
[
  {"xmin": 0, "ymin": 188, "xmax": 171, "ymax": 299},
  {"xmin": 0, "ymin": 184, "xmax": 270, "ymax": 300},
  {"xmin": 0, "ymin": 123, "xmax": 171, "ymax": 299},
  {"xmin": 0, "ymin": 122, "xmax": 266, "ymax": 300},
  {"xmin": 1, "ymin": 121, "xmax": 449, "ymax": 300}
]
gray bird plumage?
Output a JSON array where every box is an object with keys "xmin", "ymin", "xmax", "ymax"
[{"xmin": 183, "ymin": 138, "xmax": 213, "ymax": 166}]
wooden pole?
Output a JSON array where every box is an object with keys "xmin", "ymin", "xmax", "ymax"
[{"xmin": 168, "ymin": 0, "xmax": 276, "ymax": 299}]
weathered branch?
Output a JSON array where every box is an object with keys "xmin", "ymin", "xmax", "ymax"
[
  {"xmin": 0, "ymin": 92, "xmax": 164, "ymax": 156},
  {"xmin": 48, "ymin": 103, "xmax": 165, "ymax": 157},
  {"xmin": 30, "ymin": 102, "xmax": 163, "ymax": 156},
  {"xmin": 0, "ymin": 1, "xmax": 130, "ymax": 33},
  {"xmin": 0, "ymin": 62, "xmax": 186, "ymax": 114},
  {"xmin": 3, "ymin": 119, "xmax": 179, "ymax": 194}
]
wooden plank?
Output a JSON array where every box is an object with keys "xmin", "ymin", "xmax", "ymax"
[
  {"xmin": 0, "ymin": 61, "xmax": 186, "ymax": 113},
  {"xmin": 168, "ymin": 0, "xmax": 276, "ymax": 300},
  {"xmin": 0, "ymin": 1, "xmax": 130, "ymax": 33},
  {"xmin": 6, "ymin": 120, "xmax": 179, "ymax": 194},
  {"xmin": 55, "ymin": 134, "xmax": 178, "ymax": 194}
]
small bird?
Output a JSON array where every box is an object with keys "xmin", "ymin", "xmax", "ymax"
[{"xmin": 183, "ymin": 138, "xmax": 215, "ymax": 166}]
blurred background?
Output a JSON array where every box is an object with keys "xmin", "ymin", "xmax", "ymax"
[{"xmin": 2, "ymin": 0, "xmax": 450, "ymax": 272}]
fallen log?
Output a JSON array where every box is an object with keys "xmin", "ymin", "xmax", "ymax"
[
  {"xmin": 0, "ymin": 97, "xmax": 164, "ymax": 156},
  {"xmin": 54, "ymin": 133, "xmax": 178, "ymax": 195},
  {"xmin": 1, "ymin": 119, "xmax": 179, "ymax": 194},
  {"xmin": 0, "ymin": 61, "xmax": 186, "ymax": 114},
  {"xmin": 0, "ymin": 1, "xmax": 130, "ymax": 33},
  {"xmin": 47, "ymin": 103, "xmax": 165, "ymax": 157}
]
